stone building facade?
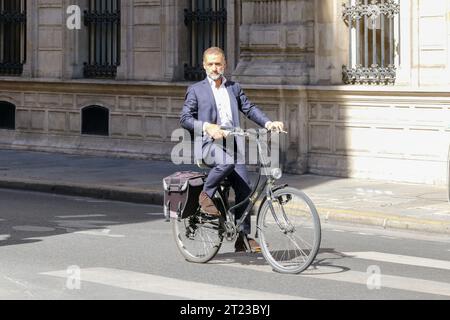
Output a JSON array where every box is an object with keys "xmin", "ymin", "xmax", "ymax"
[{"xmin": 0, "ymin": 0, "xmax": 449, "ymax": 186}]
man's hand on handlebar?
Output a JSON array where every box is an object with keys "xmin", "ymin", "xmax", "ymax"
[
  {"xmin": 205, "ymin": 123, "xmax": 227, "ymax": 140},
  {"xmin": 265, "ymin": 121, "xmax": 286, "ymax": 133},
  {"xmin": 208, "ymin": 122, "xmax": 286, "ymax": 139}
]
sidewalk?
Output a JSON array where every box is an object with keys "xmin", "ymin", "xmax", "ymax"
[{"xmin": 0, "ymin": 149, "xmax": 449, "ymax": 235}]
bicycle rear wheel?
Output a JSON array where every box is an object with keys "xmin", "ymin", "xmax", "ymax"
[
  {"xmin": 172, "ymin": 211, "xmax": 223, "ymax": 263},
  {"xmin": 257, "ymin": 187, "xmax": 321, "ymax": 274}
]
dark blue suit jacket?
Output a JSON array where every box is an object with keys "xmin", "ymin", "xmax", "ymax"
[{"xmin": 180, "ymin": 78, "xmax": 270, "ymax": 137}]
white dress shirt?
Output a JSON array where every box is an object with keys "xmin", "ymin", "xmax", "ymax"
[
  {"xmin": 203, "ymin": 76, "xmax": 273, "ymax": 135},
  {"xmin": 206, "ymin": 76, "xmax": 233, "ymax": 129}
]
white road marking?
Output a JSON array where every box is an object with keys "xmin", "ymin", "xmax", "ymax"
[
  {"xmin": 41, "ymin": 267, "xmax": 307, "ymax": 300},
  {"xmin": 343, "ymin": 252, "xmax": 450, "ymax": 271},
  {"xmin": 0, "ymin": 234, "xmax": 10, "ymax": 241},
  {"xmin": 12, "ymin": 226, "xmax": 56, "ymax": 232},
  {"xmin": 212, "ymin": 260, "xmax": 450, "ymax": 297},
  {"xmin": 74, "ymin": 229, "xmax": 125, "ymax": 238},
  {"xmin": 52, "ymin": 220, "xmax": 118, "ymax": 231},
  {"xmin": 71, "ymin": 198, "xmax": 109, "ymax": 203},
  {"xmin": 2, "ymin": 276, "xmax": 35, "ymax": 298},
  {"xmin": 355, "ymin": 188, "xmax": 394, "ymax": 196},
  {"xmin": 143, "ymin": 212, "xmax": 164, "ymax": 216}
]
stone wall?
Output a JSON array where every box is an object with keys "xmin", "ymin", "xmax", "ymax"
[
  {"xmin": 21, "ymin": 0, "xmax": 190, "ymax": 81},
  {"xmin": 0, "ymin": 80, "xmax": 187, "ymax": 159},
  {"xmin": 1, "ymin": 80, "xmax": 450, "ymax": 185},
  {"xmin": 1, "ymin": 0, "xmax": 450, "ymax": 186},
  {"xmin": 233, "ymin": 0, "xmax": 315, "ymax": 85},
  {"xmin": 307, "ymin": 86, "xmax": 450, "ymax": 185}
]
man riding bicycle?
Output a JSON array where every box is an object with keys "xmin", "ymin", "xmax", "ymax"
[{"xmin": 180, "ymin": 47, "xmax": 285, "ymax": 252}]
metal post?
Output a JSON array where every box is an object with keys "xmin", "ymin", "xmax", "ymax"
[
  {"xmin": 348, "ymin": 0, "xmax": 352, "ymax": 68},
  {"xmin": 364, "ymin": 0, "xmax": 368, "ymax": 67},
  {"xmin": 372, "ymin": 7, "xmax": 377, "ymax": 66},
  {"xmin": 389, "ymin": 11, "xmax": 393, "ymax": 65},
  {"xmin": 381, "ymin": 0, "xmax": 385, "ymax": 67}
]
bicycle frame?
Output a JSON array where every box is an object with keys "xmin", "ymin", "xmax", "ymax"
[
  {"xmin": 173, "ymin": 127, "xmax": 321, "ymax": 272},
  {"xmin": 215, "ymin": 128, "xmax": 284, "ymax": 236}
]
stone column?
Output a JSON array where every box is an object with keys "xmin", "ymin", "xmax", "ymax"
[
  {"xmin": 63, "ymin": 0, "xmax": 89, "ymax": 79},
  {"xmin": 34, "ymin": 0, "xmax": 65, "ymax": 79},
  {"xmin": 116, "ymin": 0, "xmax": 133, "ymax": 80},
  {"xmin": 313, "ymin": 0, "xmax": 347, "ymax": 84},
  {"xmin": 161, "ymin": 0, "xmax": 189, "ymax": 81},
  {"xmin": 22, "ymin": 0, "xmax": 36, "ymax": 78},
  {"xmin": 233, "ymin": 0, "xmax": 315, "ymax": 85},
  {"xmin": 225, "ymin": 0, "xmax": 238, "ymax": 73}
]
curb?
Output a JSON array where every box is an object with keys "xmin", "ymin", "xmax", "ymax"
[
  {"xmin": 318, "ymin": 207, "xmax": 450, "ymax": 235},
  {"xmin": 1, "ymin": 178, "xmax": 449, "ymax": 235},
  {"xmin": 0, "ymin": 178, "xmax": 164, "ymax": 205}
]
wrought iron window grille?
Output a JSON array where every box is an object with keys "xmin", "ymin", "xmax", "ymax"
[
  {"xmin": 184, "ymin": 0, "xmax": 227, "ymax": 81},
  {"xmin": 83, "ymin": 0, "xmax": 121, "ymax": 79},
  {"xmin": 342, "ymin": 0, "xmax": 400, "ymax": 85},
  {"xmin": 0, "ymin": 0, "xmax": 26, "ymax": 76}
]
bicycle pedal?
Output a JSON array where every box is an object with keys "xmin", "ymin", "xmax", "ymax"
[{"xmin": 199, "ymin": 210, "xmax": 220, "ymax": 220}]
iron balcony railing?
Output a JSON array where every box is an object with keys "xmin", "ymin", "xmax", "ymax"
[
  {"xmin": 342, "ymin": 0, "xmax": 400, "ymax": 85},
  {"xmin": 0, "ymin": 0, "xmax": 26, "ymax": 76},
  {"xmin": 84, "ymin": 0, "xmax": 121, "ymax": 79},
  {"xmin": 184, "ymin": 0, "xmax": 227, "ymax": 81}
]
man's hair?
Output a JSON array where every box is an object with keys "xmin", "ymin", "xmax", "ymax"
[{"xmin": 203, "ymin": 47, "xmax": 226, "ymax": 63}]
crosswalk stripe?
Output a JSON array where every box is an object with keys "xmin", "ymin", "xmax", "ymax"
[
  {"xmin": 41, "ymin": 267, "xmax": 308, "ymax": 300},
  {"xmin": 308, "ymin": 269, "xmax": 450, "ymax": 297},
  {"xmin": 212, "ymin": 260, "xmax": 450, "ymax": 297},
  {"xmin": 343, "ymin": 251, "xmax": 450, "ymax": 271}
]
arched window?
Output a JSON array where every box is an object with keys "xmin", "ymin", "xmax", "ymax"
[
  {"xmin": 81, "ymin": 105, "xmax": 109, "ymax": 136},
  {"xmin": 0, "ymin": 101, "xmax": 16, "ymax": 130}
]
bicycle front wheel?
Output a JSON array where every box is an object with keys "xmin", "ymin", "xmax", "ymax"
[
  {"xmin": 257, "ymin": 187, "xmax": 321, "ymax": 274},
  {"xmin": 172, "ymin": 212, "xmax": 223, "ymax": 264}
]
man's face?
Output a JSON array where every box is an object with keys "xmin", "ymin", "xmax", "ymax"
[{"xmin": 203, "ymin": 53, "xmax": 226, "ymax": 81}]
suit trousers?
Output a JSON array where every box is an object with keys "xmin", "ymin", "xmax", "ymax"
[{"xmin": 202, "ymin": 138, "xmax": 252, "ymax": 234}]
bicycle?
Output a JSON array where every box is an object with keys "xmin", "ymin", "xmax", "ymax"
[{"xmin": 171, "ymin": 127, "xmax": 321, "ymax": 274}]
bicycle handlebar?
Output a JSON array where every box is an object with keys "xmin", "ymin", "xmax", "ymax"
[{"xmin": 220, "ymin": 126, "xmax": 288, "ymax": 136}]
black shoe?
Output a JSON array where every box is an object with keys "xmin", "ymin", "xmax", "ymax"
[{"xmin": 234, "ymin": 234, "xmax": 261, "ymax": 253}]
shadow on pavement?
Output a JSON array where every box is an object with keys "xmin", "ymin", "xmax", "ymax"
[
  {"xmin": 0, "ymin": 189, "xmax": 164, "ymax": 248},
  {"xmin": 211, "ymin": 247, "xmax": 350, "ymax": 275}
]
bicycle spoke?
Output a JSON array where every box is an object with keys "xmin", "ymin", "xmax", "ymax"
[
  {"xmin": 172, "ymin": 213, "xmax": 223, "ymax": 263},
  {"xmin": 258, "ymin": 188, "xmax": 321, "ymax": 274},
  {"xmin": 286, "ymin": 234, "xmax": 308, "ymax": 263}
]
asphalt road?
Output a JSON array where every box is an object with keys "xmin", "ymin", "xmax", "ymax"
[{"xmin": 1, "ymin": 188, "xmax": 450, "ymax": 302}]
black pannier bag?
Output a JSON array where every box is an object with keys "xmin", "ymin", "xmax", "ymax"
[{"xmin": 163, "ymin": 171, "xmax": 206, "ymax": 220}]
